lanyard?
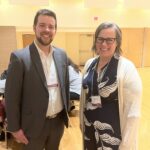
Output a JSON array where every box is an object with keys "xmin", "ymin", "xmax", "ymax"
[{"xmin": 91, "ymin": 62, "xmax": 109, "ymax": 96}]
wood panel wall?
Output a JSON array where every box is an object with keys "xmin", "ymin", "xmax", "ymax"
[
  {"xmin": 142, "ymin": 28, "xmax": 150, "ymax": 67},
  {"xmin": 0, "ymin": 26, "xmax": 17, "ymax": 74},
  {"xmin": 21, "ymin": 28, "xmax": 150, "ymax": 67},
  {"xmin": 121, "ymin": 28, "xmax": 144, "ymax": 67}
]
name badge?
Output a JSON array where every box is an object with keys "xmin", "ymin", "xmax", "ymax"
[{"xmin": 91, "ymin": 96, "xmax": 102, "ymax": 107}]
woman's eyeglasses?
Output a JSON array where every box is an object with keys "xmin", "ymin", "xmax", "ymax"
[{"xmin": 96, "ymin": 37, "xmax": 116, "ymax": 45}]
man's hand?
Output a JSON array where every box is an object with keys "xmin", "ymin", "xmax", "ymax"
[{"xmin": 12, "ymin": 129, "xmax": 29, "ymax": 145}]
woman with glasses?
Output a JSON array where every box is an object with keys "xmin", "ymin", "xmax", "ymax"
[{"xmin": 80, "ymin": 22, "xmax": 142, "ymax": 150}]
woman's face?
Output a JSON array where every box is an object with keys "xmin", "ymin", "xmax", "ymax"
[{"xmin": 95, "ymin": 27, "xmax": 117, "ymax": 60}]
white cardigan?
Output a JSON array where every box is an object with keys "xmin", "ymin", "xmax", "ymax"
[{"xmin": 79, "ymin": 56, "xmax": 142, "ymax": 150}]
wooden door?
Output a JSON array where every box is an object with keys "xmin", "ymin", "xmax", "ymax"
[
  {"xmin": 79, "ymin": 33, "xmax": 94, "ymax": 66},
  {"xmin": 22, "ymin": 34, "xmax": 35, "ymax": 47}
]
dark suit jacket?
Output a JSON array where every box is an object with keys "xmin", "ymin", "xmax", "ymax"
[{"xmin": 5, "ymin": 42, "xmax": 69, "ymax": 138}]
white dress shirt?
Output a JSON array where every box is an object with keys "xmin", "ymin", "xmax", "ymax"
[{"xmin": 34, "ymin": 41, "xmax": 63, "ymax": 117}]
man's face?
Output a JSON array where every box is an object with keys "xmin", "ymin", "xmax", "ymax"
[{"xmin": 33, "ymin": 15, "xmax": 56, "ymax": 46}]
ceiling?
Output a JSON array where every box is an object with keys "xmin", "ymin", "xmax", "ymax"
[
  {"xmin": 2, "ymin": 0, "xmax": 150, "ymax": 9},
  {"xmin": 85, "ymin": 0, "xmax": 150, "ymax": 9},
  {"xmin": 8, "ymin": 0, "xmax": 49, "ymax": 5}
]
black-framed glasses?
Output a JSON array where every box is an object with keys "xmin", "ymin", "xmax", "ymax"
[{"xmin": 96, "ymin": 37, "xmax": 116, "ymax": 45}]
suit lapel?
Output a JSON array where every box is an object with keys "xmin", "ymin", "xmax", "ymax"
[
  {"xmin": 53, "ymin": 47, "xmax": 66, "ymax": 88},
  {"xmin": 29, "ymin": 43, "xmax": 47, "ymax": 90}
]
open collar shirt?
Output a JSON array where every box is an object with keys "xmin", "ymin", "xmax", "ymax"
[{"xmin": 34, "ymin": 41, "xmax": 63, "ymax": 117}]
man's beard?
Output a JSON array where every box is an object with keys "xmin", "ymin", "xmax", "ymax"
[{"xmin": 36, "ymin": 36, "xmax": 52, "ymax": 46}]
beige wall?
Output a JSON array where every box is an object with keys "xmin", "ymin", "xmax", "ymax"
[
  {"xmin": 1, "ymin": 0, "xmax": 150, "ymax": 32},
  {"xmin": 1, "ymin": 0, "xmax": 150, "ymax": 73},
  {"xmin": 19, "ymin": 28, "xmax": 150, "ymax": 67},
  {"xmin": 1, "ymin": 27, "xmax": 150, "ymax": 75}
]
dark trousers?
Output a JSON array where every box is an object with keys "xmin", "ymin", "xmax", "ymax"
[
  {"xmin": 14, "ymin": 114, "xmax": 64, "ymax": 150},
  {"xmin": 70, "ymin": 92, "xmax": 80, "ymax": 100}
]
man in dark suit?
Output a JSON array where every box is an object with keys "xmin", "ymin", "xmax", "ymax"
[{"xmin": 5, "ymin": 9, "xmax": 70, "ymax": 150}]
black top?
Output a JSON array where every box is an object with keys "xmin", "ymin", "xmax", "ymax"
[{"xmin": 83, "ymin": 55, "xmax": 122, "ymax": 150}]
